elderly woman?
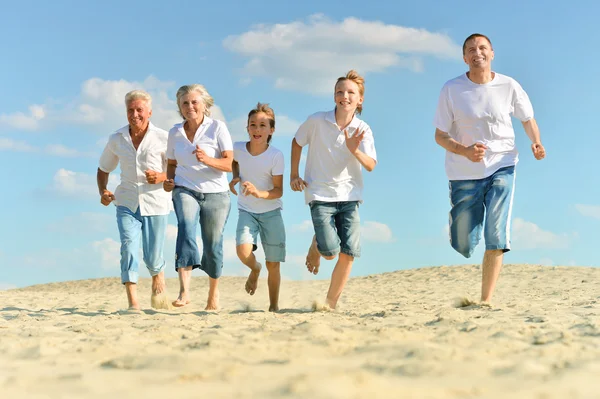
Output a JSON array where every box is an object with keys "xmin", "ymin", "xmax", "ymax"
[
  {"xmin": 97, "ymin": 90, "xmax": 171, "ymax": 311},
  {"xmin": 163, "ymin": 84, "xmax": 233, "ymax": 310}
]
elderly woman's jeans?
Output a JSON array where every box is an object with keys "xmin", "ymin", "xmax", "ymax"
[
  {"xmin": 172, "ymin": 186, "xmax": 230, "ymax": 279},
  {"xmin": 116, "ymin": 205, "xmax": 168, "ymax": 284}
]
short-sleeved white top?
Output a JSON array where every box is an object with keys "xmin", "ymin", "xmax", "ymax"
[
  {"xmin": 98, "ymin": 122, "xmax": 170, "ymax": 216},
  {"xmin": 294, "ymin": 110, "xmax": 377, "ymax": 205},
  {"xmin": 434, "ymin": 72, "xmax": 534, "ymax": 180},
  {"xmin": 166, "ymin": 116, "xmax": 233, "ymax": 193},
  {"xmin": 233, "ymin": 141, "xmax": 284, "ymax": 214}
]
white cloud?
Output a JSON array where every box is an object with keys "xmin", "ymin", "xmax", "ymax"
[
  {"xmin": 291, "ymin": 220, "xmax": 313, "ymax": 233},
  {"xmin": 362, "ymin": 221, "xmax": 394, "ymax": 243},
  {"xmin": 575, "ymin": 204, "xmax": 600, "ymax": 220},
  {"xmin": 2, "ymin": 76, "xmax": 227, "ymax": 133},
  {"xmin": 0, "ymin": 105, "xmax": 46, "ymax": 130},
  {"xmin": 223, "ymin": 14, "xmax": 461, "ymax": 94},
  {"xmin": 92, "ymin": 238, "xmax": 121, "ymax": 270},
  {"xmin": 0, "ymin": 139, "xmax": 93, "ymax": 158},
  {"xmin": 166, "ymin": 224, "xmax": 178, "ymax": 241},
  {"xmin": 46, "ymin": 169, "xmax": 119, "ymax": 198},
  {"xmin": 0, "ymin": 138, "xmax": 38, "ymax": 152},
  {"xmin": 511, "ymin": 218, "xmax": 569, "ymax": 250}
]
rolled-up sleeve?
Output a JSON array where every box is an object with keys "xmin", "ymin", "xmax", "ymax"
[{"xmin": 98, "ymin": 137, "xmax": 119, "ymax": 173}]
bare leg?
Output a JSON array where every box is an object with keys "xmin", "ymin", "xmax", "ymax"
[
  {"xmin": 265, "ymin": 261, "xmax": 280, "ymax": 312},
  {"xmin": 173, "ymin": 266, "xmax": 192, "ymax": 307},
  {"xmin": 206, "ymin": 277, "xmax": 219, "ymax": 310},
  {"xmin": 237, "ymin": 244, "xmax": 262, "ymax": 295},
  {"xmin": 125, "ymin": 282, "xmax": 140, "ymax": 310},
  {"xmin": 306, "ymin": 235, "xmax": 323, "ymax": 274},
  {"xmin": 325, "ymin": 253, "xmax": 354, "ymax": 309},
  {"xmin": 481, "ymin": 249, "xmax": 503, "ymax": 302}
]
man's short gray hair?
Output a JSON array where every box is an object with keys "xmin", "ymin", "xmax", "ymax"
[{"xmin": 125, "ymin": 90, "xmax": 152, "ymax": 108}]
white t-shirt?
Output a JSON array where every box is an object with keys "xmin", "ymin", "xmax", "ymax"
[
  {"xmin": 233, "ymin": 141, "xmax": 284, "ymax": 214},
  {"xmin": 166, "ymin": 116, "xmax": 233, "ymax": 193},
  {"xmin": 434, "ymin": 72, "xmax": 534, "ymax": 180},
  {"xmin": 99, "ymin": 122, "xmax": 171, "ymax": 216},
  {"xmin": 294, "ymin": 110, "xmax": 377, "ymax": 205}
]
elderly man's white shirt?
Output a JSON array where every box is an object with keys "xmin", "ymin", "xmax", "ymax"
[{"xmin": 99, "ymin": 122, "xmax": 171, "ymax": 216}]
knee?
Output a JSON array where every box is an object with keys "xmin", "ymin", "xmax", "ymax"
[
  {"xmin": 265, "ymin": 262, "xmax": 280, "ymax": 272},
  {"xmin": 322, "ymin": 254, "xmax": 336, "ymax": 261},
  {"xmin": 236, "ymin": 246, "xmax": 252, "ymax": 262}
]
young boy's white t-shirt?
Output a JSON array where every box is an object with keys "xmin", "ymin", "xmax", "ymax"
[
  {"xmin": 166, "ymin": 117, "xmax": 233, "ymax": 193},
  {"xmin": 294, "ymin": 110, "xmax": 377, "ymax": 205},
  {"xmin": 434, "ymin": 72, "xmax": 534, "ymax": 181},
  {"xmin": 233, "ymin": 141, "xmax": 284, "ymax": 214}
]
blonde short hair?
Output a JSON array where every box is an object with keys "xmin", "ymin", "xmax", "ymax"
[{"xmin": 176, "ymin": 84, "xmax": 214, "ymax": 119}]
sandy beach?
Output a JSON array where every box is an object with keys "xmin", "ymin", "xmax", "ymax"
[{"xmin": 1, "ymin": 264, "xmax": 599, "ymax": 398}]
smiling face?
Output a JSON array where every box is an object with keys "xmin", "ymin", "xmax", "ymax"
[
  {"xmin": 126, "ymin": 99, "xmax": 152, "ymax": 131},
  {"xmin": 334, "ymin": 79, "xmax": 363, "ymax": 114},
  {"xmin": 178, "ymin": 91, "xmax": 206, "ymax": 122},
  {"xmin": 247, "ymin": 111, "xmax": 274, "ymax": 145},
  {"xmin": 463, "ymin": 36, "xmax": 494, "ymax": 71}
]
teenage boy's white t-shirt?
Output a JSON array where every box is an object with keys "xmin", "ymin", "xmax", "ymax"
[
  {"xmin": 294, "ymin": 110, "xmax": 377, "ymax": 205},
  {"xmin": 166, "ymin": 116, "xmax": 233, "ymax": 193},
  {"xmin": 434, "ymin": 72, "xmax": 534, "ymax": 181},
  {"xmin": 233, "ymin": 141, "xmax": 284, "ymax": 214}
]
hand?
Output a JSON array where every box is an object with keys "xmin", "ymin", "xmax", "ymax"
[
  {"xmin": 290, "ymin": 176, "xmax": 308, "ymax": 192},
  {"xmin": 145, "ymin": 170, "xmax": 161, "ymax": 184},
  {"xmin": 531, "ymin": 143, "xmax": 546, "ymax": 160},
  {"xmin": 193, "ymin": 145, "xmax": 208, "ymax": 164},
  {"xmin": 242, "ymin": 181, "xmax": 261, "ymax": 198},
  {"xmin": 163, "ymin": 179, "xmax": 175, "ymax": 192},
  {"xmin": 344, "ymin": 128, "xmax": 365, "ymax": 154},
  {"xmin": 463, "ymin": 142, "xmax": 487, "ymax": 162},
  {"xmin": 229, "ymin": 177, "xmax": 240, "ymax": 195},
  {"xmin": 100, "ymin": 190, "xmax": 115, "ymax": 206}
]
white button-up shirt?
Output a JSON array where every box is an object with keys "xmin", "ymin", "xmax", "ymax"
[
  {"xmin": 99, "ymin": 122, "xmax": 171, "ymax": 216},
  {"xmin": 166, "ymin": 117, "xmax": 233, "ymax": 193}
]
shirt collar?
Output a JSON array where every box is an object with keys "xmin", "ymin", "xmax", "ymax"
[
  {"xmin": 325, "ymin": 109, "xmax": 361, "ymax": 129},
  {"xmin": 176, "ymin": 115, "xmax": 213, "ymax": 133},
  {"xmin": 116, "ymin": 122, "xmax": 157, "ymax": 136}
]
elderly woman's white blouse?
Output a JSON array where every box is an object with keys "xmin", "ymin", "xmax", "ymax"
[
  {"xmin": 166, "ymin": 117, "xmax": 233, "ymax": 193},
  {"xmin": 99, "ymin": 122, "xmax": 171, "ymax": 216}
]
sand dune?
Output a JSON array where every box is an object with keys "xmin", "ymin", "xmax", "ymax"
[{"xmin": 1, "ymin": 264, "xmax": 599, "ymax": 398}]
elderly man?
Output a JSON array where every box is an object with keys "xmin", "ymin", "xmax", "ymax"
[
  {"xmin": 434, "ymin": 33, "xmax": 546, "ymax": 303},
  {"xmin": 97, "ymin": 90, "xmax": 171, "ymax": 311}
]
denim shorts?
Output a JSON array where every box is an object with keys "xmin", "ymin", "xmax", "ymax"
[
  {"xmin": 236, "ymin": 208, "xmax": 286, "ymax": 262},
  {"xmin": 309, "ymin": 200, "xmax": 360, "ymax": 258},
  {"xmin": 172, "ymin": 186, "xmax": 231, "ymax": 279},
  {"xmin": 448, "ymin": 166, "xmax": 516, "ymax": 258}
]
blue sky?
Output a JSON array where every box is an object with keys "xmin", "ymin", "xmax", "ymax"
[{"xmin": 1, "ymin": 0, "xmax": 598, "ymax": 289}]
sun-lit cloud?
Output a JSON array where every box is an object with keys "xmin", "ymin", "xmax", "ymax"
[
  {"xmin": 362, "ymin": 221, "xmax": 395, "ymax": 243},
  {"xmin": 223, "ymin": 14, "xmax": 461, "ymax": 94},
  {"xmin": 575, "ymin": 204, "xmax": 600, "ymax": 220},
  {"xmin": 45, "ymin": 169, "xmax": 119, "ymax": 198},
  {"xmin": 511, "ymin": 218, "xmax": 570, "ymax": 250},
  {"xmin": 92, "ymin": 238, "xmax": 121, "ymax": 270},
  {"xmin": 0, "ymin": 105, "xmax": 46, "ymax": 130}
]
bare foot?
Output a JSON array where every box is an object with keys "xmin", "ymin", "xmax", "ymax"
[
  {"xmin": 269, "ymin": 305, "xmax": 279, "ymax": 312},
  {"xmin": 171, "ymin": 294, "xmax": 192, "ymax": 308},
  {"xmin": 205, "ymin": 289, "xmax": 219, "ymax": 311},
  {"xmin": 151, "ymin": 272, "xmax": 171, "ymax": 310},
  {"xmin": 245, "ymin": 262, "xmax": 262, "ymax": 295},
  {"xmin": 305, "ymin": 236, "xmax": 321, "ymax": 275}
]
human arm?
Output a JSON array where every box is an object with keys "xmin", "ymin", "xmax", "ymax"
[
  {"xmin": 521, "ymin": 118, "xmax": 545, "ymax": 160},
  {"xmin": 193, "ymin": 147, "xmax": 234, "ymax": 172},
  {"xmin": 290, "ymin": 138, "xmax": 307, "ymax": 192},
  {"xmin": 163, "ymin": 159, "xmax": 177, "ymax": 192},
  {"xmin": 97, "ymin": 168, "xmax": 115, "ymax": 206},
  {"xmin": 344, "ymin": 129, "xmax": 377, "ymax": 172},
  {"xmin": 434, "ymin": 128, "xmax": 487, "ymax": 162},
  {"xmin": 242, "ymin": 175, "xmax": 283, "ymax": 199},
  {"xmin": 229, "ymin": 160, "xmax": 240, "ymax": 195}
]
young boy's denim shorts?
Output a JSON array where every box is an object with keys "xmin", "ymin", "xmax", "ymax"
[
  {"xmin": 448, "ymin": 166, "xmax": 516, "ymax": 258},
  {"xmin": 309, "ymin": 200, "xmax": 361, "ymax": 258},
  {"xmin": 236, "ymin": 208, "xmax": 286, "ymax": 262}
]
